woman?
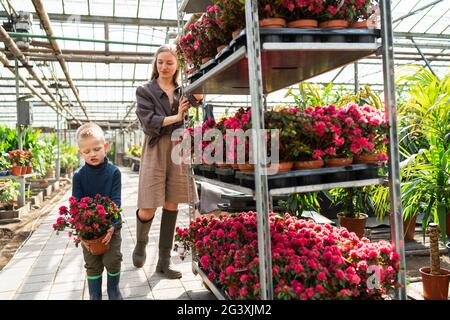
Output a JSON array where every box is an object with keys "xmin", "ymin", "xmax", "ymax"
[{"xmin": 133, "ymin": 44, "xmax": 202, "ymax": 279}]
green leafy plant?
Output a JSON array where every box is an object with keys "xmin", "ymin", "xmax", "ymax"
[
  {"xmin": 0, "ymin": 181, "xmax": 19, "ymax": 208},
  {"xmin": 282, "ymin": 192, "xmax": 321, "ymax": 218},
  {"xmin": 331, "ymin": 187, "xmax": 374, "ymax": 219}
]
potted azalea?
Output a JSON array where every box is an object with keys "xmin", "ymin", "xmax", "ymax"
[
  {"xmin": 53, "ymin": 194, "xmax": 122, "ymax": 255},
  {"xmin": 205, "ymin": 5, "xmax": 232, "ymax": 52},
  {"xmin": 9, "ymin": 150, "xmax": 26, "ymax": 176},
  {"xmin": 258, "ymin": 0, "xmax": 286, "ymax": 28},
  {"xmin": 318, "ymin": 0, "xmax": 353, "ymax": 28},
  {"xmin": 282, "ymin": 0, "xmax": 323, "ymax": 28},
  {"xmin": 350, "ymin": 0, "xmax": 379, "ymax": 28},
  {"xmin": 214, "ymin": 0, "xmax": 245, "ymax": 39}
]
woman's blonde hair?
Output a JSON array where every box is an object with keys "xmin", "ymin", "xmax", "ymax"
[{"xmin": 151, "ymin": 44, "xmax": 179, "ymax": 85}]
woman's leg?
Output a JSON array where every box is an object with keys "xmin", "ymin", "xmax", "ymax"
[
  {"xmin": 157, "ymin": 202, "xmax": 182, "ymax": 278},
  {"xmin": 132, "ymin": 207, "xmax": 157, "ymax": 268}
]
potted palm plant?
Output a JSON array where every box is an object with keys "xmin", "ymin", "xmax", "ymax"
[{"xmin": 420, "ymin": 223, "xmax": 450, "ymax": 300}]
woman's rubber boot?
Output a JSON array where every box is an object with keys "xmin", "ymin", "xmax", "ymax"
[
  {"xmin": 87, "ymin": 275, "xmax": 102, "ymax": 300},
  {"xmin": 156, "ymin": 209, "xmax": 182, "ymax": 279},
  {"xmin": 107, "ymin": 272, "xmax": 123, "ymax": 300},
  {"xmin": 132, "ymin": 209, "xmax": 154, "ymax": 268}
]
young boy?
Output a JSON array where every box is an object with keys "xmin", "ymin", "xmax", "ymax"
[{"xmin": 72, "ymin": 122, "xmax": 123, "ymax": 300}]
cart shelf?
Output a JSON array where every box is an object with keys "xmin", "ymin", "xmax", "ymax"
[{"xmin": 184, "ymin": 29, "xmax": 381, "ymax": 95}]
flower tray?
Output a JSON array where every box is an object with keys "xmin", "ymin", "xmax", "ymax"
[
  {"xmin": 221, "ymin": 193, "xmax": 288, "ymax": 209},
  {"xmin": 215, "ymin": 167, "xmax": 236, "ymax": 183},
  {"xmin": 228, "ymin": 28, "xmax": 381, "ymax": 53},
  {"xmin": 199, "ymin": 164, "xmax": 217, "ymax": 179},
  {"xmin": 214, "ymin": 45, "xmax": 233, "ymax": 63},
  {"xmin": 199, "ymin": 58, "xmax": 218, "ymax": 74},
  {"xmin": 187, "ymin": 69, "xmax": 204, "ymax": 83},
  {"xmin": 234, "ymin": 163, "xmax": 382, "ymax": 190}
]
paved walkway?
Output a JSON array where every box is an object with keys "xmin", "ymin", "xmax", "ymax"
[{"xmin": 0, "ymin": 167, "xmax": 215, "ymax": 300}]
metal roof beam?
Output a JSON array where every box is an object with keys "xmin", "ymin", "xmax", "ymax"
[
  {"xmin": 0, "ymin": 25, "xmax": 80, "ymax": 124},
  {"xmin": 32, "ymin": 0, "xmax": 90, "ymax": 120},
  {"xmin": 0, "ymin": 12, "xmax": 182, "ymax": 27},
  {"xmin": 393, "ymin": 0, "xmax": 444, "ymax": 23}
]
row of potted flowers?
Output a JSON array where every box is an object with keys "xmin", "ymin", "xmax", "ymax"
[
  {"xmin": 185, "ymin": 103, "xmax": 388, "ymax": 171},
  {"xmin": 177, "ymin": 0, "xmax": 378, "ymax": 68},
  {"xmin": 8, "ymin": 150, "xmax": 33, "ymax": 176},
  {"xmin": 175, "ymin": 211, "xmax": 401, "ymax": 299}
]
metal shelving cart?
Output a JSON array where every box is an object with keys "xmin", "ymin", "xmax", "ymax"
[{"xmin": 176, "ymin": 0, "xmax": 407, "ymax": 300}]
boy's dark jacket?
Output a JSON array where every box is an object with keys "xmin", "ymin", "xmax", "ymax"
[{"xmin": 72, "ymin": 157, "xmax": 122, "ymax": 229}]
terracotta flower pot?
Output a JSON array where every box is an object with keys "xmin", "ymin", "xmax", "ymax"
[
  {"xmin": 319, "ymin": 19, "xmax": 349, "ymax": 29},
  {"xmin": 267, "ymin": 162, "xmax": 294, "ymax": 173},
  {"xmin": 350, "ymin": 19, "xmax": 377, "ymax": 29},
  {"xmin": 287, "ymin": 19, "xmax": 318, "ymax": 28},
  {"xmin": 231, "ymin": 164, "xmax": 239, "ymax": 170},
  {"xmin": 26, "ymin": 166, "xmax": 33, "ymax": 174},
  {"xmin": 404, "ymin": 215, "xmax": 418, "ymax": 241},
  {"xmin": 216, "ymin": 163, "xmax": 231, "ymax": 169},
  {"xmin": 325, "ymin": 157, "xmax": 353, "ymax": 167},
  {"xmin": 259, "ymin": 18, "xmax": 286, "ymax": 28},
  {"xmin": 355, "ymin": 153, "xmax": 385, "ymax": 164},
  {"xmin": 294, "ymin": 158, "xmax": 324, "ymax": 170},
  {"xmin": 216, "ymin": 44, "xmax": 226, "ymax": 53},
  {"xmin": 11, "ymin": 166, "xmax": 23, "ymax": 176},
  {"xmin": 81, "ymin": 233, "xmax": 110, "ymax": 256},
  {"xmin": 201, "ymin": 57, "xmax": 213, "ymax": 64},
  {"xmin": 20, "ymin": 166, "xmax": 27, "ymax": 175},
  {"xmin": 238, "ymin": 163, "xmax": 254, "ymax": 172},
  {"xmin": 420, "ymin": 267, "xmax": 450, "ymax": 300},
  {"xmin": 337, "ymin": 213, "xmax": 368, "ymax": 238}
]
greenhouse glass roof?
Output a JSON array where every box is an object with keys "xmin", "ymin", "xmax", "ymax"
[{"xmin": 0, "ymin": 0, "xmax": 448, "ymax": 127}]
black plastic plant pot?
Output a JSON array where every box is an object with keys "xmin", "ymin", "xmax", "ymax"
[
  {"xmin": 193, "ymin": 164, "xmax": 201, "ymax": 176},
  {"xmin": 268, "ymin": 176, "xmax": 298, "ymax": 189},
  {"xmin": 296, "ymin": 174, "xmax": 322, "ymax": 186},
  {"xmin": 200, "ymin": 164, "xmax": 217, "ymax": 179},
  {"xmin": 327, "ymin": 35, "xmax": 346, "ymax": 43},
  {"xmin": 261, "ymin": 34, "xmax": 283, "ymax": 43},
  {"xmin": 358, "ymin": 35, "xmax": 375, "ymax": 43},
  {"xmin": 322, "ymin": 171, "xmax": 350, "ymax": 183},
  {"xmin": 356, "ymin": 165, "xmax": 379, "ymax": 180},
  {"xmin": 295, "ymin": 34, "xmax": 314, "ymax": 42}
]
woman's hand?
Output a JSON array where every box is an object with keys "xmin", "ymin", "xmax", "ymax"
[{"xmin": 177, "ymin": 96, "xmax": 191, "ymax": 121}]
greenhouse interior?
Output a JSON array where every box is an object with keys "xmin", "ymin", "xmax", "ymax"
[{"xmin": 0, "ymin": 0, "xmax": 449, "ymax": 302}]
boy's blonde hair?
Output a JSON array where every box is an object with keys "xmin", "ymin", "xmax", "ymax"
[{"xmin": 76, "ymin": 122, "xmax": 105, "ymax": 144}]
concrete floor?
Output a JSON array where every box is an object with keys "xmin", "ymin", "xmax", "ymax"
[{"xmin": 0, "ymin": 167, "xmax": 215, "ymax": 300}]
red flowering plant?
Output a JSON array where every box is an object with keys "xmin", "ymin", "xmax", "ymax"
[
  {"xmin": 205, "ymin": 5, "xmax": 232, "ymax": 46},
  {"xmin": 350, "ymin": 0, "xmax": 378, "ymax": 22},
  {"xmin": 175, "ymin": 211, "xmax": 401, "ymax": 299},
  {"xmin": 9, "ymin": 150, "xmax": 26, "ymax": 167},
  {"xmin": 176, "ymin": 30, "xmax": 201, "ymax": 69},
  {"xmin": 281, "ymin": 0, "xmax": 325, "ymax": 21},
  {"xmin": 53, "ymin": 194, "xmax": 122, "ymax": 247},
  {"xmin": 345, "ymin": 103, "xmax": 388, "ymax": 160},
  {"xmin": 258, "ymin": 0, "xmax": 286, "ymax": 19},
  {"xmin": 318, "ymin": 0, "xmax": 355, "ymax": 21},
  {"xmin": 215, "ymin": 0, "xmax": 245, "ymax": 34},
  {"xmin": 223, "ymin": 107, "xmax": 252, "ymax": 164}
]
